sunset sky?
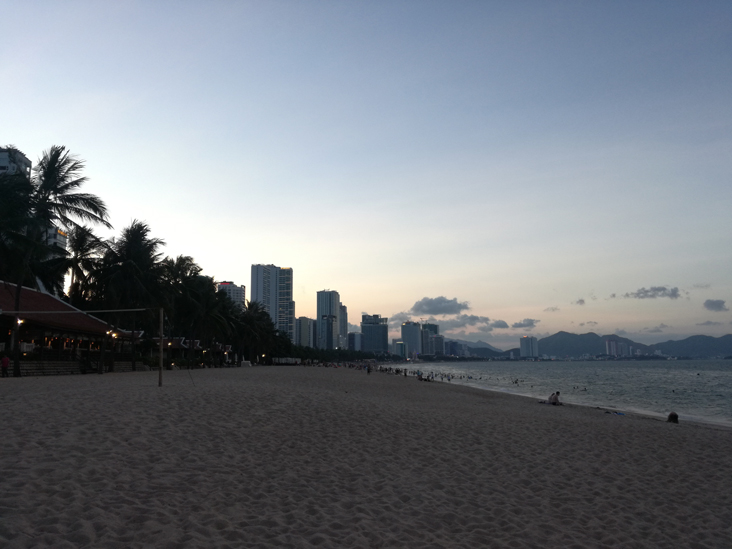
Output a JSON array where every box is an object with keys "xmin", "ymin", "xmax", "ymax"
[{"xmin": 3, "ymin": 1, "xmax": 731, "ymax": 349}]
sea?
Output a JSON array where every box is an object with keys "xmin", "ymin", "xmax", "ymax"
[{"xmin": 416, "ymin": 359, "xmax": 732, "ymax": 427}]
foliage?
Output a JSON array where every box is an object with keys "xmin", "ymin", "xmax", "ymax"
[{"xmin": 3, "ymin": 144, "xmax": 393, "ymax": 369}]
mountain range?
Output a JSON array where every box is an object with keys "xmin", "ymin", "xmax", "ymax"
[{"xmin": 504, "ymin": 331, "xmax": 732, "ymax": 359}]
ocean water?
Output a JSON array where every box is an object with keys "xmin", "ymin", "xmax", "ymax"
[{"xmin": 416, "ymin": 360, "xmax": 732, "ymax": 427}]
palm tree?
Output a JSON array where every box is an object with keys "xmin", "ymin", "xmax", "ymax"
[
  {"xmin": 6, "ymin": 145, "xmax": 111, "ymax": 377},
  {"xmin": 161, "ymin": 255, "xmax": 204, "ymax": 362},
  {"xmin": 239, "ymin": 300, "xmax": 278, "ymax": 363},
  {"xmin": 94, "ymin": 220, "xmax": 165, "ymax": 329},
  {"xmin": 0, "ymin": 164, "xmax": 33, "ymax": 284},
  {"xmin": 65, "ymin": 226, "xmax": 108, "ymax": 308}
]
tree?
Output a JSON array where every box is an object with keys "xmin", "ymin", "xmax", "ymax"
[
  {"xmin": 239, "ymin": 300, "xmax": 278, "ymax": 363},
  {"xmin": 65, "ymin": 226, "xmax": 108, "ymax": 308},
  {"xmin": 4, "ymin": 146, "xmax": 111, "ymax": 377},
  {"xmin": 92, "ymin": 220, "xmax": 165, "ymax": 337}
]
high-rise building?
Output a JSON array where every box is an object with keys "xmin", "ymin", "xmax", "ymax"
[
  {"xmin": 317, "ymin": 290, "xmax": 340, "ymax": 349},
  {"xmin": 44, "ymin": 226, "xmax": 68, "ymax": 253},
  {"xmin": 420, "ymin": 323, "xmax": 439, "ymax": 355},
  {"xmin": 339, "ymin": 304, "xmax": 348, "ymax": 349},
  {"xmin": 401, "ymin": 321, "xmax": 422, "ymax": 358},
  {"xmin": 432, "ymin": 335, "xmax": 445, "ymax": 356},
  {"xmin": 361, "ymin": 314, "xmax": 388, "ymax": 353},
  {"xmin": 347, "ymin": 332, "xmax": 362, "ymax": 352},
  {"xmin": 422, "ymin": 323, "xmax": 440, "ymax": 335},
  {"xmin": 392, "ymin": 338, "xmax": 402, "ymax": 355},
  {"xmin": 0, "ymin": 147, "xmax": 31, "ymax": 178},
  {"xmin": 519, "ymin": 336, "xmax": 539, "ymax": 358},
  {"xmin": 295, "ymin": 317, "xmax": 317, "ymax": 348},
  {"xmin": 251, "ymin": 264, "xmax": 295, "ymax": 341},
  {"xmin": 277, "ymin": 268, "xmax": 295, "ymax": 342},
  {"xmin": 217, "ymin": 281, "xmax": 246, "ymax": 309}
]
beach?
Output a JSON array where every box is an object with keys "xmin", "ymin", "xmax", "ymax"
[{"xmin": 1, "ymin": 367, "xmax": 731, "ymax": 548}]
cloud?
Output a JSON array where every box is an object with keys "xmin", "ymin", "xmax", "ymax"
[
  {"xmin": 439, "ymin": 314, "xmax": 491, "ymax": 331},
  {"xmin": 388, "ymin": 311, "xmax": 412, "ymax": 330},
  {"xmin": 410, "ymin": 296, "xmax": 470, "ymax": 315},
  {"xmin": 644, "ymin": 323, "xmax": 670, "ymax": 333},
  {"xmin": 697, "ymin": 321, "xmax": 722, "ymax": 326},
  {"xmin": 693, "ymin": 283, "xmax": 711, "ymax": 289},
  {"xmin": 511, "ymin": 318, "xmax": 540, "ymax": 330},
  {"xmin": 579, "ymin": 321, "xmax": 598, "ymax": 327},
  {"xmin": 348, "ymin": 323, "xmax": 361, "ymax": 333},
  {"xmin": 624, "ymin": 286, "xmax": 680, "ymax": 299},
  {"xmin": 574, "ymin": 299, "xmax": 585, "ymax": 305},
  {"xmin": 615, "ymin": 329, "xmax": 627, "ymax": 336},
  {"xmin": 703, "ymin": 299, "xmax": 728, "ymax": 312},
  {"xmin": 544, "ymin": 306, "xmax": 560, "ymax": 312},
  {"xmin": 609, "ymin": 293, "xmax": 617, "ymax": 299},
  {"xmin": 476, "ymin": 320, "xmax": 509, "ymax": 333}
]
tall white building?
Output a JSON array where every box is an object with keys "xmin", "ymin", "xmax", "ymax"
[
  {"xmin": 251, "ymin": 264, "xmax": 295, "ymax": 341},
  {"xmin": 519, "ymin": 336, "xmax": 539, "ymax": 358},
  {"xmin": 217, "ymin": 281, "xmax": 246, "ymax": 309},
  {"xmin": 277, "ymin": 268, "xmax": 295, "ymax": 342},
  {"xmin": 317, "ymin": 290, "xmax": 340, "ymax": 349}
]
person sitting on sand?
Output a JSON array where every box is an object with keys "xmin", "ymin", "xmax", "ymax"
[
  {"xmin": 547, "ymin": 392, "xmax": 556, "ymax": 404},
  {"xmin": 549, "ymin": 391, "xmax": 563, "ymax": 406}
]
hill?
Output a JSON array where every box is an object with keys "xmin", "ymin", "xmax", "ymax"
[
  {"xmin": 535, "ymin": 331, "xmax": 731, "ymax": 359},
  {"xmin": 446, "ymin": 338, "xmax": 502, "ymax": 353},
  {"xmin": 536, "ymin": 331, "xmax": 649, "ymax": 357},
  {"xmin": 648, "ymin": 334, "xmax": 732, "ymax": 358}
]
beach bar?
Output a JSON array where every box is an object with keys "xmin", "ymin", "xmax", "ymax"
[{"xmin": 0, "ymin": 282, "xmax": 140, "ymax": 376}]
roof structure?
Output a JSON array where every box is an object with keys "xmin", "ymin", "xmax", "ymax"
[{"xmin": 0, "ymin": 282, "xmax": 112, "ymax": 336}]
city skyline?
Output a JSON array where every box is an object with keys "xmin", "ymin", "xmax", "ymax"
[{"xmin": 3, "ymin": 2, "xmax": 731, "ymax": 350}]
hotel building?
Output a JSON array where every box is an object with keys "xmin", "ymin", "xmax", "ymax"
[
  {"xmin": 519, "ymin": 336, "xmax": 539, "ymax": 358},
  {"xmin": 361, "ymin": 314, "xmax": 389, "ymax": 353},
  {"xmin": 316, "ymin": 290, "xmax": 341, "ymax": 350},
  {"xmin": 217, "ymin": 281, "xmax": 246, "ymax": 309},
  {"xmin": 251, "ymin": 264, "xmax": 295, "ymax": 342}
]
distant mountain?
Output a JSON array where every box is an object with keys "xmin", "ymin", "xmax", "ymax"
[
  {"xmin": 538, "ymin": 331, "xmax": 651, "ymax": 357},
  {"xmin": 648, "ymin": 335, "xmax": 732, "ymax": 358},
  {"xmin": 467, "ymin": 346, "xmax": 502, "ymax": 358},
  {"xmin": 533, "ymin": 331, "xmax": 732, "ymax": 359},
  {"xmin": 446, "ymin": 338, "xmax": 503, "ymax": 353},
  {"xmin": 445, "ymin": 332, "xmax": 732, "ymax": 359}
]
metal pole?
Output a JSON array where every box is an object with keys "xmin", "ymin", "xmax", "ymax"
[{"xmin": 159, "ymin": 308, "xmax": 163, "ymax": 387}]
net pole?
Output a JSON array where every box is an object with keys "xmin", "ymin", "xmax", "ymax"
[{"xmin": 159, "ymin": 308, "xmax": 164, "ymax": 387}]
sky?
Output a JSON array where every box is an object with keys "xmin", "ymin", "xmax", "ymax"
[{"xmin": 2, "ymin": 1, "xmax": 731, "ymax": 350}]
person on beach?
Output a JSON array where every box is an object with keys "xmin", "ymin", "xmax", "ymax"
[
  {"xmin": 1, "ymin": 354, "xmax": 9, "ymax": 377},
  {"xmin": 549, "ymin": 391, "xmax": 562, "ymax": 405}
]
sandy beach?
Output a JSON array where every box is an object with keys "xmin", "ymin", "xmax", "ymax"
[{"xmin": 1, "ymin": 366, "xmax": 731, "ymax": 548}]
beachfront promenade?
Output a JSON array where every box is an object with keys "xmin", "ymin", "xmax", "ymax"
[{"xmin": 1, "ymin": 367, "xmax": 731, "ymax": 548}]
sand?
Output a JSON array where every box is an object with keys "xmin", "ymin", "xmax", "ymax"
[{"xmin": 1, "ymin": 366, "xmax": 731, "ymax": 548}]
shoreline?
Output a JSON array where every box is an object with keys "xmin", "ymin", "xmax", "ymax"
[
  {"xmin": 2, "ymin": 367, "xmax": 732, "ymax": 547},
  {"xmin": 413, "ymin": 359, "xmax": 732, "ymax": 429}
]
